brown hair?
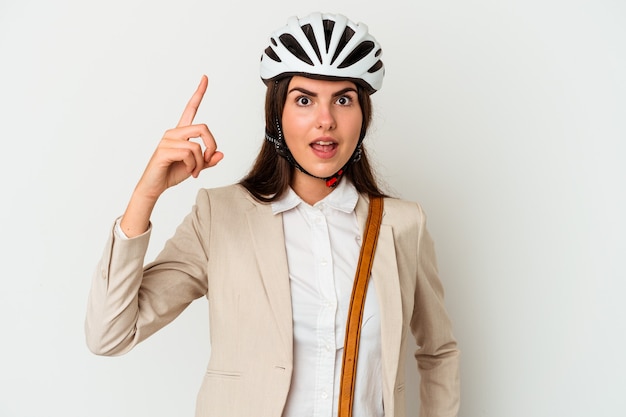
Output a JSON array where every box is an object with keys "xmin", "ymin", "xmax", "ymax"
[{"xmin": 240, "ymin": 77, "xmax": 386, "ymax": 202}]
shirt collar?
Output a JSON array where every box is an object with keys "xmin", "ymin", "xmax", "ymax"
[{"xmin": 271, "ymin": 179, "xmax": 359, "ymax": 215}]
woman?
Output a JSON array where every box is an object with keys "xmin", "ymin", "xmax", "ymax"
[{"xmin": 85, "ymin": 12, "xmax": 460, "ymax": 417}]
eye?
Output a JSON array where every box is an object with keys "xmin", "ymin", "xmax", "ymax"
[
  {"xmin": 296, "ymin": 96, "xmax": 311, "ymax": 106},
  {"xmin": 336, "ymin": 95, "xmax": 353, "ymax": 106}
]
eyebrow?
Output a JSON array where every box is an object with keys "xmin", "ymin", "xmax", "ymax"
[{"xmin": 287, "ymin": 86, "xmax": 358, "ymax": 97}]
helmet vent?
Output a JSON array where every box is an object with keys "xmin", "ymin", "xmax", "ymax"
[
  {"xmin": 368, "ymin": 60, "xmax": 383, "ymax": 73},
  {"xmin": 301, "ymin": 24, "xmax": 322, "ymax": 64},
  {"xmin": 338, "ymin": 41, "xmax": 374, "ymax": 69},
  {"xmin": 264, "ymin": 46, "xmax": 281, "ymax": 63},
  {"xmin": 331, "ymin": 25, "xmax": 356, "ymax": 65},
  {"xmin": 322, "ymin": 19, "xmax": 335, "ymax": 53},
  {"xmin": 279, "ymin": 33, "xmax": 314, "ymax": 65}
]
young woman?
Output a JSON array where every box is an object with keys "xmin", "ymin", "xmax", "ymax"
[{"xmin": 86, "ymin": 12, "xmax": 460, "ymax": 417}]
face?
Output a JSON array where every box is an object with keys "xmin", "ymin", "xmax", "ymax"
[{"xmin": 281, "ymin": 76, "xmax": 363, "ymax": 183}]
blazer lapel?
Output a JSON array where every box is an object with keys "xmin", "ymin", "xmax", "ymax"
[
  {"xmin": 246, "ymin": 201, "xmax": 293, "ymax": 361},
  {"xmin": 356, "ymin": 196, "xmax": 403, "ymax": 409}
]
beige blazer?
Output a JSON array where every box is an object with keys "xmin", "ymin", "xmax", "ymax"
[{"xmin": 85, "ymin": 184, "xmax": 460, "ymax": 417}]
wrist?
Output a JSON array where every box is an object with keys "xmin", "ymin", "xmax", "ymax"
[{"xmin": 120, "ymin": 191, "xmax": 158, "ymax": 238}]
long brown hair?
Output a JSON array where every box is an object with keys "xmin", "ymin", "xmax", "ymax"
[{"xmin": 240, "ymin": 76, "xmax": 386, "ymax": 202}]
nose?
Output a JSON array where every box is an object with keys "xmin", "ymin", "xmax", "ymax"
[{"xmin": 316, "ymin": 104, "xmax": 336, "ymax": 130}]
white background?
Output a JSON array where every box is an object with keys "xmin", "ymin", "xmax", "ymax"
[{"xmin": 0, "ymin": 0, "xmax": 624, "ymax": 416}]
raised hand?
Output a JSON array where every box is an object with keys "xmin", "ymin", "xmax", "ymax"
[
  {"xmin": 120, "ymin": 76, "xmax": 224, "ymax": 237},
  {"xmin": 136, "ymin": 75, "xmax": 224, "ymax": 199}
]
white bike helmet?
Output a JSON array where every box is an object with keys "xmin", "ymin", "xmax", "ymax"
[{"xmin": 260, "ymin": 12, "xmax": 384, "ymax": 94}]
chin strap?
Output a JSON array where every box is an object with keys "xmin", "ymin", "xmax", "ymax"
[{"xmin": 265, "ymin": 118, "xmax": 363, "ymax": 188}]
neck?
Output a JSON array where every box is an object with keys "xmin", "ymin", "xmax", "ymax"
[{"xmin": 291, "ymin": 170, "xmax": 335, "ymax": 205}]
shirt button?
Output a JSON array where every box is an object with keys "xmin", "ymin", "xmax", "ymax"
[
  {"xmin": 320, "ymin": 258, "xmax": 328, "ymax": 266},
  {"xmin": 321, "ymin": 391, "xmax": 328, "ymax": 399}
]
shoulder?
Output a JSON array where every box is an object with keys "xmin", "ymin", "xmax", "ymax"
[
  {"xmin": 180, "ymin": 184, "xmax": 272, "ymax": 233},
  {"xmin": 378, "ymin": 197, "xmax": 435, "ymax": 257},
  {"xmin": 194, "ymin": 184, "xmax": 266, "ymax": 210},
  {"xmin": 189, "ymin": 184, "xmax": 274, "ymax": 227},
  {"xmin": 381, "ymin": 196, "xmax": 426, "ymax": 227}
]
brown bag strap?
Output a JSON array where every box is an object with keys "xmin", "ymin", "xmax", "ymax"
[{"xmin": 338, "ymin": 195, "xmax": 384, "ymax": 417}]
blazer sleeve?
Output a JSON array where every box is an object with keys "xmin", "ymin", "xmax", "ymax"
[
  {"xmin": 85, "ymin": 190, "xmax": 211, "ymax": 356},
  {"xmin": 410, "ymin": 204, "xmax": 461, "ymax": 417}
]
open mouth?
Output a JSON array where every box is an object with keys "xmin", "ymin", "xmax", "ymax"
[{"xmin": 310, "ymin": 140, "xmax": 338, "ymax": 153}]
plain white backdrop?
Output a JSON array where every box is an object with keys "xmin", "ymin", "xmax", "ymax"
[{"xmin": 0, "ymin": 0, "xmax": 624, "ymax": 416}]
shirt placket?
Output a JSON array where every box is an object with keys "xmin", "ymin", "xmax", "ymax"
[{"xmin": 309, "ymin": 204, "xmax": 337, "ymax": 417}]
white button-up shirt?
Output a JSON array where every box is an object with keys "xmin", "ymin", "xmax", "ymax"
[{"xmin": 272, "ymin": 180, "xmax": 383, "ymax": 417}]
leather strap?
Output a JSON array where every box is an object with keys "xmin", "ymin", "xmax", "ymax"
[{"xmin": 338, "ymin": 195, "xmax": 384, "ymax": 417}]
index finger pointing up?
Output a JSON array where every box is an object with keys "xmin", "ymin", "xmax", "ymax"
[{"xmin": 177, "ymin": 75, "xmax": 209, "ymax": 127}]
